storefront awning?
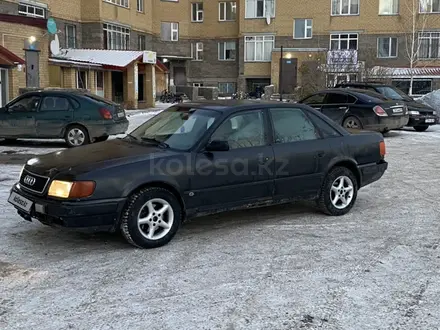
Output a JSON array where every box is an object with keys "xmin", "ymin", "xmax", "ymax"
[
  {"xmin": 0, "ymin": 45, "xmax": 25, "ymax": 66},
  {"xmin": 371, "ymin": 66, "xmax": 440, "ymax": 79},
  {"xmin": 52, "ymin": 49, "xmax": 168, "ymax": 72}
]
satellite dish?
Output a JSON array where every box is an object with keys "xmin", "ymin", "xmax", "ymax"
[
  {"xmin": 47, "ymin": 17, "xmax": 57, "ymax": 35},
  {"xmin": 50, "ymin": 34, "xmax": 60, "ymax": 55}
]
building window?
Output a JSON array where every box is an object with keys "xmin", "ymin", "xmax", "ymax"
[
  {"xmin": 192, "ymin": 3, "xmax": 204, "ymax": 22},
  {"xmin": 138, "ymin": 35, "xmax": 146, "ymax": 50},
  {"xmin": 392, "ymin": 80, "xmax": 432, "ymax": 95},
  {"xmin": 103, "ymin": 0, "xmax": 129, "ymax": 8},
  {"xmin": 293, "ymin": 19, "xmax": 312, "ymax": 39},
  {"xmin": 330, "ymin": 33, "xmax": 358, "ymax": 50},
  {"xmin": 193, "ymin": 83, "xmax": 203, "ymax": 87},
  {"xmin": 419, "ymin": 32, "xmax": 440, "ymax": 59},
  {"xmin": 379, "ymin": 0, "xmax": 399, "ymax": 14},
  {"xmin": 244, "ymin": 35, "xmax": 274, "ymax": 62},
  {"xmin": 161, "ymin": 22, "xmax": 179, "ymax": 41},
  {"xmin": 77, "ymin": 70, "xmax": 88, "ymax": 89},
  {"xmin": 377, "ymin": 37, "xmax": 398, "ymax": 58},
  {"xmin": 18, "ymin": 2, "xmax": 46, "ymax": 18},
  {"xmin": 65, "ymin": 24, "xmax": 76, "ymax": 48},
  {"xmin": 218, "ymin": 82, "xmax": 236, "ymax": 94},
  {"xmin": 137, "ymin": 0, "xmax": 144, "ymax": 12},
  {"xmin": 219, "ymin": 2, "xmax": 237, "ymax": 21},
  {"xmin": 218, "ymin": 41, "xmax": 236, "ymax": 60},
  {"xmin": 420, "ymin": 0, "xmax": 440, "ymax": 13},
  {"xmin": 191, "ymin": 42, "xmax": 203, "ymax": 60},
  {"xmin": 103, "ymin": 23, "xmax": 130, "ymax": 50},
  {"xmin": 331, "ymin": 0, "xmax": 359, "ymax": 15},
  {"xmin": 245, "ymin": 0, "xmax": 275, "ymax": 18}
]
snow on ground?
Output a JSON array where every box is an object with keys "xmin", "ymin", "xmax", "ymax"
[{"xmin": 1, "ymin": 130, "xmax": 440, "ymax": 329}]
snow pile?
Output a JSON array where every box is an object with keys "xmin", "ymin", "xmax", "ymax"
[{"xmin": 415, "ymin": 89, "xmax": 440, "ymax": 110}]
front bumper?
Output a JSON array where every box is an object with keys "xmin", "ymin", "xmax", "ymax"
[
  {"xmin": 407, "ymin": 115, "xmax": 439, "ymax": 127},
  {"xmin": 8, "ymin": 184, "xmax": 126, "ymax": 231},
  {"xmin": 359, "ymin": 160, "xmax": 388, "ymax": 188},
  {"xmin": 364, "ymin": 115, "xmax": 409, "ymax": 131}
]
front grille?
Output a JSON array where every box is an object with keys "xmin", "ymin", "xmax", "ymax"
[{"xmin": 19, "ymin": 169, "xmax": 50, "ymax": 194}]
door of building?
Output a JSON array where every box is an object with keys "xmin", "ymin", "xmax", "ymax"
[
  {"xmin": 96, "ymin": 71, "xmax": 104, "ymax": 97},
  {"xmin": 279, "ymin": 58, "xmax": 298, "ymax": 94},
  {"xmin": 173, "ymin": 67, "xmax": 186, "ymax": 86},
  {"xmin": 0, "ymin": 69, "xmax": 8, "ymax": 107},
  {"xmin": 138, "ymin": 74, "xmax": 145, "ymax": 101}
]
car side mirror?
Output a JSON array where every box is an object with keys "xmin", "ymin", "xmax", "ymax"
[{"xmin": 205, "ymin": 140, "xmax": 229, "ymax": 152}]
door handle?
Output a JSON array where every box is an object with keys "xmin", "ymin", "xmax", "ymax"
[
  {"xmin": 257, "ymin": 153, "xmax": 270, "ymax": 163},
  {"xmin": 317, "ymin": 151, "xmax": 325, "ymax": 157},
  {"xmin": 339, "ymin": 106, "xmax": 348, "ymax": 110}
]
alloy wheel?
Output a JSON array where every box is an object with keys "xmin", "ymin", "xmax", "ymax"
[
  {"xmin": 137, "ymin": 198, "xmax": 174, "ymax": 240},
  {"xmin": 67, "ymin": 128, "xmax": 86, "ymax": 146},
  {"xmin": 330, "ymin": 175, "xmax": 354, "ymax": 209}
]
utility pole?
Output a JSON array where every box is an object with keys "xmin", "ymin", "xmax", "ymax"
[{"xmin": 279, "ymin": 46, "xmax": 283, "ymax": 102}]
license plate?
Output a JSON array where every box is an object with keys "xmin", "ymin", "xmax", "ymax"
[
  {"xmin": 8, "ymin": 192, "xmax": 33, "ymax": 213},
  {"xmin": 117, "ymin": 112, "xmax": 125, "ymax": 118},
  {"xmin": 426, "ymin": 119, "xmax": 435, "ymax": 123},
  {"xmin": 393, "ymin": 108, "xmax": 403, "ymax": 113}
]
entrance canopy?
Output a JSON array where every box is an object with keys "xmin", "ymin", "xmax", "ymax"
[{"xmin": 0, "ymin": 45, "xmax": 25, "ymax": 66}]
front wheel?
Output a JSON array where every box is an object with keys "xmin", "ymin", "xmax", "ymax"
[
  {"xmin": 317, "ymin": 166, "xmax": 358, "ymax": 216},
  {"xmin": 120, "ymin": 187, "xmax": 182, "ymax": 249},
  {"xmin": 414, "ymin": 125, "xmax": 429, "ymax": 132}
]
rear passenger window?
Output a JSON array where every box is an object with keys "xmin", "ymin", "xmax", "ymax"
[
  {"xmin": 347, "ymin": 95, "xmax": 357, "ymax": 103},
  {"xmin": 270, "ymin": 108, "xmax": 319, "ymax": 143},
  {"xmin": 302, "ymin": 93, "xmax": 326, "ymax": 105},
  {"xmin": 307, "ymin": 112, "xmax": 342, "ymax": 138},
  {"xmin": 325, "ymin": 93, "xmax": 348, "ymax": 104}
]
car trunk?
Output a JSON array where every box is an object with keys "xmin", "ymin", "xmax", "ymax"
[{"xmin": 378, "ymin": 101, "xmax": 407, "ymax": 117}]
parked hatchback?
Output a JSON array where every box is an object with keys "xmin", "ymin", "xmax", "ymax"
[
  {"xmin": 335, "ymin": 82, "xmax": 438, "ymax": 132},
  {"xmin": 0, "ymin": 90, "xmax": 129, "ymax": 147},
  {"xmin": 298, "ymin": 88, "xmax": 409, "ymax": 133}
]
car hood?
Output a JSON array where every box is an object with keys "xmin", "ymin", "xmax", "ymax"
[
  {"xmin": 24, "ymin": 139, "xmax": 176, "ymax": 177},
  {"xmin": 404, "ymin": 99, "xmax": 435, "ymax": 112}
]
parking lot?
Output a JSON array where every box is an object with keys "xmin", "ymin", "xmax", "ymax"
[{"xmin": 1, "ymin": 124, "xmax": 440, "ymax": 330}]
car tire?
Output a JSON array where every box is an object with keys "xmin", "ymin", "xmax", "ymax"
[
  {"xmin": 120, "ymin": 187, "xmax": 182, "ymax": 249},
  {"xmin": 94, "ymin": 136, "xmax": 109, "ymax": 143},
  {"xmin": 343, "ymin": 116, "xmax": 362, "ymax": 130},
  {"xmin": 317, "ymin": 166, "xmax": 358, "ymax": 216},
  {"xmin": 65, "ymin": 125, "xmax": 90, "ymax": 147},
  {"xmin": 414, "ymin": 125, "xmax": 429, "ymax": 132}
]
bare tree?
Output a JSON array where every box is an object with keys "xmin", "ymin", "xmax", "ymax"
[
  {"xmin": 295, "ymin": 53, "xmax": 327, "ymax": 99},
  {"xmin": 402, "ymin": 0, "xmax": 429, "ymax": 95}
]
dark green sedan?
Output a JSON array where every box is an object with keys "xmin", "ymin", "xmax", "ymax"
[{"xmin": 0, "ymin": 90, "xmax": 129, "ymax": 147}]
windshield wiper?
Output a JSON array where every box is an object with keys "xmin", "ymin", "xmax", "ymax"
[{"xmin": 140, "ymin": 136, "xmax": 170, "ymax": 148}]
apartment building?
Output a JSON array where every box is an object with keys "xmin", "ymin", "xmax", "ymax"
[{"xmin": 0, "ymin": 0, "xmax": 440, "ymax": 107}]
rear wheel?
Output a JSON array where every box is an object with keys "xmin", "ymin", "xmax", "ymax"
[
  {"xmin": 65, "ymin": 125, "xmax": 90, "ymax": 147},
  {"xmin": 343, "ymin": 116, "xmax": 362, "ymax": 130},
  {"xmin": 317, "ymin": 166, "xmax": 358, "ymax": 216},
  {"xmin": 94, "ymin": 136, "xmax": 109, "ymax": 143},
  {"xmin": 414, "ymin": 125, "xmax": 429, "ymax": 132},
  {"xmin": 120, "ymin": 187, "xmax": 182, "ymax": 249}
]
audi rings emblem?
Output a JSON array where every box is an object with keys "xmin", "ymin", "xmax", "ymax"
[{"xmin": 24, "ymin": 175, "xmax": 36, "ymax": 186}]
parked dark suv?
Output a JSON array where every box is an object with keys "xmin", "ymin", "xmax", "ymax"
[{"xmin": 335, "ymin": 82, "xmax": 438, "ymax": 132}]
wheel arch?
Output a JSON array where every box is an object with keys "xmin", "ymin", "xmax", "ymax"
[{"xmin": 326, "ymin": 158, "xmax": 361, "ymax": 188}]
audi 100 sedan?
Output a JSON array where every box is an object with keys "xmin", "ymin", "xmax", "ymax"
[{"xmin": 8, "ymin": 101, "xmax": 388, "ymax": 249}]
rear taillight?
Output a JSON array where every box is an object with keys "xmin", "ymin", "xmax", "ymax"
[
  {"xmin": 373, "ymin": 106, "xmax": 388, "ymax": 117},
  {"xmin": 379, "ymin": 141, "xmax": 386, "ymax": 157},
  {"xmin": 99, "ymin": 108, "xmax": 113, "ymax": 119}
]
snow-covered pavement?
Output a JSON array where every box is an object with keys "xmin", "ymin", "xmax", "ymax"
[{"xmin": 1, "ymin": 126, "xmax": 440, "ymax": 329}]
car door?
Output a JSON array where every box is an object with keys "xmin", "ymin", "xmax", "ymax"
[
  {"xmin": 300, "ymin": 92, "xmax": 327, "ymax": 111},
  {"xmin": 1, "ymin": 95, "xmax": 40, "ymax": 137},
  {"xmin": 320, "ymin": 92, "xmax": 355, "ymax": 125},
  {"xmin": 188, "ymin": 109, "xmax": 275, "ymax": 210},
  {"xmin": 268, "ymin": 107, "xmax": 328, "ymax": 200},
  {"xmin": 35, "ymin": 95, "xmax": 74, "ymax": 138}
]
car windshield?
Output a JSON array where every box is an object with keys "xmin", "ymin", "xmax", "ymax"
[
  {"xmin": 128, "ymin": 105, "xmax": 220, "ymax": 150},
  {"xmin": 376, "ymin": 86, "xmax": 412, "ymax": 101}
]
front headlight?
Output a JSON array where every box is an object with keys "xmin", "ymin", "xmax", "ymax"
[
  {"xmin": 408, "ymin": 110, "xmax": 420, "ymax": 115},
  {"xmin": 48, "ymin": 180, "xmax": 95, "ymax": 199},
  {"xmin": 433, "ymin": 111, "xmax": 437, "ymax": 115}
]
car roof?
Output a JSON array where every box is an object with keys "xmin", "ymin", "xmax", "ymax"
[
  {"xmin": 20, "ymin": 89, "xmax": 90, "ymax": 96},
  {"xmin": 173, "ymin": 100, "xmax": 306, "ymax": 113},
  {"xmin": 337, "ymin": 82, "xmax": 389, "ymax": 87},
  {"xmin": 313, "ymin": 88, "xmax": 382, "ymax": 97}
]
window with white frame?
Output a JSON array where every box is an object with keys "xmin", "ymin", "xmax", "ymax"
[
  {"xmin": 379, "ymin": 0, "xmax": 399, "ymax": 14},
  {"xmin": 245, "ymin": 35, "xmax": 274, "ymax": 62},
  {"xmin": 218, "ymin": 41, "xmax": 236, "ymax": 60},
  {"xmin": 331, "ymin": 0, "xmax": 359, "ymax": 15},
  {"xmin": 419, "ymin": 32, "xmax": 440, "ymax": 59},
  {"xmin": 161, "ymin": 22, "xmax": 179, "ymax": 41},
  {"xmin": 245, "ymin": 0, "xmax": 275, "ymax": 18},
  {"xmin": 103, "ymin": 23, "xmax": 130, "ymax": 50},
  {"xmin": 294, "ymin": 19, "xmax": 312, "ymax": 39},
  {"xmin": 191, "ymin": 42, "xmax": 203, "ymax": 60},
  {"xmin": 219, "ymin": 82, "xmax": 236, "ymax": 94},
  {"xmin": 219, "ymin": 2, "xmax": 237, "ymax": 21},
  {"xmin": 137, "ymin": 0, "xmax": 144, "ymax": 12},
  {"xmin": 377, "ymin": 37, "xmax": 398, "ymax": 58},
  {"xmin": 103, "ymin": 0, "xmax": 129, "ymax": 8},
  {"xmin": 18, "ymin": 2, "xmax": 46, "ymax": 18},
  {"xmin": 420, "ymin": 0, "xmax": 440, "ymax": 13},
  {"xmin": 65, "ymin": 24, "xmax": 76, "ymax": 48},
  {"xmin": 330, "ymin": 33, "xmax": 358, "ymax": 50},
  {"xmin": 192, "ymin": 3, "xmax": 204, "ymax": 21}
]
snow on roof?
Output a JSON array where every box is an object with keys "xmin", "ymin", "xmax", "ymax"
[{"xmin": 371, "ymin": 66, "xmax": 440, "ymax": 77}]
